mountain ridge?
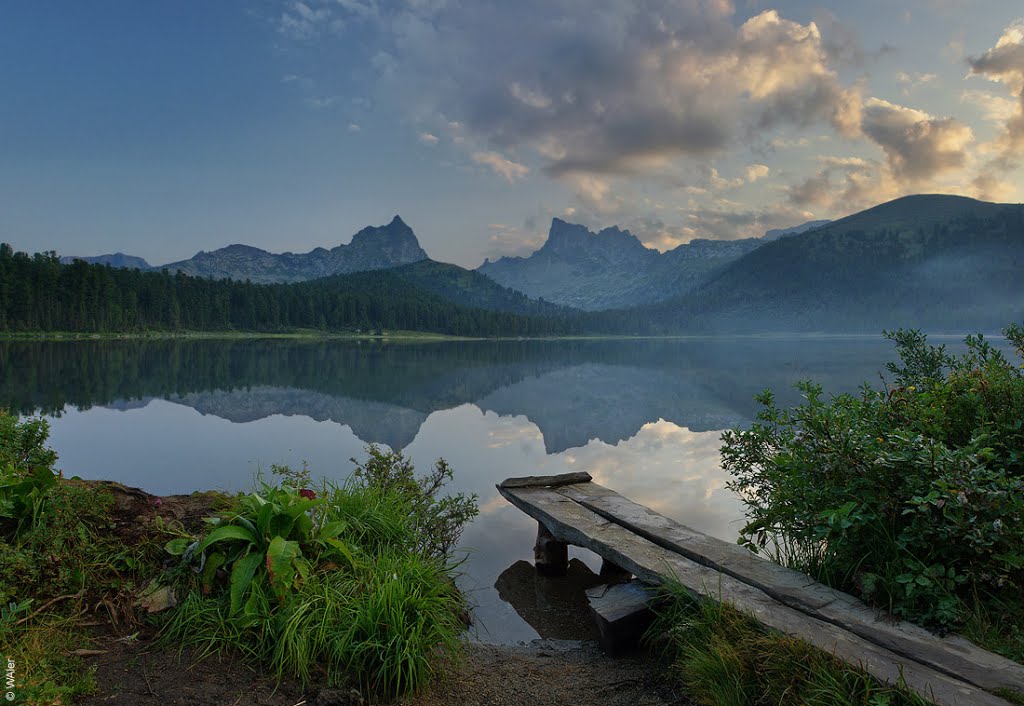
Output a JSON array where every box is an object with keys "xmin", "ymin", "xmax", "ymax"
[{"xmin": 159, "ymin": 215, "xmax": 428, "ymax": 283}]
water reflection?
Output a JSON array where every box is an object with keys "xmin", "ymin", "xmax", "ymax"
[{"xmin": 0, "ymin": 336, "xmax": 962, "ymax": 642}]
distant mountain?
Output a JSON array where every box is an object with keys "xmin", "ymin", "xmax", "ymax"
[
  {"xmin": 160, "ymin": 216, "xmax": 428, "ymax": 283},
  {"xmin": 645, "ymin": 194, "xmax": 1024, "ymax": 333},
  {"xmin": 389, "ymin": 259, "xmax": 574, "ymax": 317},
  {"xmin": 477, "ymin": 218, "xmax": 763, "ymax": 310},
  {"xmin": 762, "ymin": 220, "xmax": 831, "ymax": 241},
  {"xmin": 59, "ymin": 253, "xmax": 151, "ymax": 269}
]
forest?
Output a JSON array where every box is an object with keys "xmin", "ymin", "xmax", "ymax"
[{"xmin": 0, "ymin": 245, "xmax": 587, "ymax": 337}]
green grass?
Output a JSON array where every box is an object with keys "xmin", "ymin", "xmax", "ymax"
[
  {"xmin": 0, "ymin": 479, "xmax": 169, "ymax": 703},
  {"xmin": 647, "ymin": 579, "xmax": 933, "ymax": 706},
  {"xmin": 158, "ymin": 451, "xmax": 477, "ymax": 699}
]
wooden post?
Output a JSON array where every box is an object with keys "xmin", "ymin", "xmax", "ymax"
[{"xmin": 534, "ymin": 523, "xmax": 568, "ymax": 576}]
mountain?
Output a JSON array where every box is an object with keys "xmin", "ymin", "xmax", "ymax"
[
  {"xmin": 763, "ymin": 220, "xmax": 831, "ymax": 241},
  {"xmin": 160, "ymin": 215, "xmax": 427, "ymax": 283},
  {"xmin": 59, "ymin": 253, "xmax": 151, "ymax": 269},
  {"xmin": 645, "ymin": 194, "xmax": 1024, "ymax": 333},
  {"xmin": 388, "ymin": 259, "xmax": 574, "ymax": 317},
  {"xmin": 477, "ymin": 218, "xmax": 763, "ymax": 310}
]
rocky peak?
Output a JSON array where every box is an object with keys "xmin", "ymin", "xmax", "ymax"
[
  {"xmin": 540, "ymin": 218, "xmax": 655, "ymax": 265},
  {"xmin": 347, "ymin": 214, "xmax": 423, "ymax": 253}
]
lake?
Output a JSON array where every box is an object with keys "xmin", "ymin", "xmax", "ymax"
[{"xmin": 0, "ymin": 335, "xmax": 979, "ymax": 643}]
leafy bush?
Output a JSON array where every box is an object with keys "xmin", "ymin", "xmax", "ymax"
[
  {"xmin": 722, "ymin": 325, "xmax": 1024, "ymax": 633},
  {"xmin": 163, "ymin": 446, "xmax": 478, "ymax": 697},
  {"xmin": 0, "ymin": 412, "xmax": 59, "ymax": 531}
]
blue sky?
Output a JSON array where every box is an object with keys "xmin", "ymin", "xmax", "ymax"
[{"xmin": 2, "ymin": 1, "xmax": 1023, "ymax": 267}]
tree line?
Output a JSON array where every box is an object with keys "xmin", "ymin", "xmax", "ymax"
[{"xmin": 0, "ymin": 245, "xmax": 591, "ymax": 336}]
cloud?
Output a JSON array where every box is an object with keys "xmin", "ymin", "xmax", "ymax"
[
  {"xmin": 471, "ymin": 151, "xmax": 529, "ymax": 182},
  {"xmin": 968, "ymin": 20, "xmax": 1024, "ymax": 169},
  {"xmin": 745, "ymin": 164, "xmax": 770, "ymax": 182},
  {"xmin": 788, "ymin": 155, "xmax": 901, "ymax": 213},
  {"xmin": 482, "ymin": 223, "xmax": 546, "ymax": 260},
  {"xmin": 278, "ymin": 1, "xmax": 340, "ymax": 40},
  {"xmin": 860, "ymin": 97, "xmax": 973, "ymax": 180},
  {"xmin": 336, "ymin": 3, "xmax": 862, "ymax": 186},
  {"xmin": 418, "ymin": 132, "xmax": 440, "ymax": 145},
  {"xmin": 348, "ymin": 123, "xmax": 361, "ymax": 132},
  {"xmin": 961, "ymin": 90, "xmax": 1019, "ymax": 123}
]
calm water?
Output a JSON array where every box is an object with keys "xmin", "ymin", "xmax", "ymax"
[{"xmin": 0, "ymin": 335, "xmax": 978, "ymax": 642}]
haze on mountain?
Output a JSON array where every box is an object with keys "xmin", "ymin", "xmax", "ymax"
[
  {"xmin": 642, "ymin": 194, "xmax": 1024, "ymax": 334},
  {"xmin": 478, "ymin": 219, "xmax": 771, "ymax": 310},
  {"xmin": 14, "ymin": 193, "xmax": 1024, "ymax": 337}
]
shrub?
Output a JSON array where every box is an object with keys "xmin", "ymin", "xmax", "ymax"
[
  {"xmin": 163, "ymin": 446, "xmax": 478, "ymax": 697},
  {"xmin": 0, "ymin": 412, "xmax": 59, "ymax": 532},
  {"xmin": 722, "ymin": 325, "xmax": 1024, "ymax": 633}
]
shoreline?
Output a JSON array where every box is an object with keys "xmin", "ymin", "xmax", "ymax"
[{"xmin": 0, "ymin": 329, "xmax": 1004, "ymax": 343}]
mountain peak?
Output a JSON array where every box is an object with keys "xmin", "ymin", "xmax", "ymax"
[
  {"xmin": 157, "ymin": 218, "xmax": 428, "ymax": 283},
  {"xmin": 543, "ymin": 218, "xmax": 650, "ymax": 255}
]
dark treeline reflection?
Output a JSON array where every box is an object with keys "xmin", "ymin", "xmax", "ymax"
[{"xmin": 0, "ymin": 337, "xmax": 914, "ymax": 451}]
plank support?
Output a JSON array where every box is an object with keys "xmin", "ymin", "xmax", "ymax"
[{"xmin": 534, "ymin": 522, "xmax": 568, "ymax": 576}]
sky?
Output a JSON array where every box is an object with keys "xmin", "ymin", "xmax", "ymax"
[{"xmin": 2, "ymin": 1, "xmax": 1024, "ymax": 268}]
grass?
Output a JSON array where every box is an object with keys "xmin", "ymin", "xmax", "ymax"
[
  {"xmin": 0, "ymin": 480, "xmax": 170, "ymax": 703},
  {"xmin": 647, "ymin": 579, "xmax": 934, "ymax": 706},
  {"xmin": 157, "ymin": 452, "xmax": 477, "ymax": 699}
]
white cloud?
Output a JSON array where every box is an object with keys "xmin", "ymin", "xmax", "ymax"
[
  {"xmin": 418, "ymin": 131, "xmax": 440, "ymax": 145},
  {"xmin": 969, "ymin": 20, "xmax": 1024, "ymax": 161},
  {"xmin": 861, "ymin": 97, "xmax": 973, "ymax": 180},
  {"xmin": 471, "ymin": 151, "xmax": 529, "ymax": 182},
  {"xmin": 745, "ymin": 164, "xmax": 770, "ymax": 182}
]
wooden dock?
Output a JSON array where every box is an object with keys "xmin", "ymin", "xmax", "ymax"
[{"xmin": 497, "ymin": 472, "xmax": 1024, "ymax": 706}]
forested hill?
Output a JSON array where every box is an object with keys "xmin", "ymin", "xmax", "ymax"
[
  {"xmin": 0, "ymin": 244, "xmax": 587, "ymax": 337},
  {"xmin": 643, "ymin": 196, "xmax": 1024, "ymax": 333},
  {"xmin": 386, "ymin": 259, "xmax": 573, "ymax": 317}
]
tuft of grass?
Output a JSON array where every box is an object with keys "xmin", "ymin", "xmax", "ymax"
[{"xmin": 647, "ymin": 578, "xmax": 932, "ymax": 706}]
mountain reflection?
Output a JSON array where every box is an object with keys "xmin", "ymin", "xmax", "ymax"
[{"xmin": 0, "ymin": 337, "xmax": 901, "ymax": 452}]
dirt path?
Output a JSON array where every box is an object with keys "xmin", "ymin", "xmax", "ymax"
[
  {"xmin": 405, "ymin": 640, "xmax": 687, "ymax": 706},
  {"xmin": 80, "ymin": 637, "xmax": 686, "ymax": 706}
]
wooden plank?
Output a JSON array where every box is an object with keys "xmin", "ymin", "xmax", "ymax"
[
  {"xmin": 497, "ymin": 484, "xmax": 1013, "ymax": 706},
  {"xmin": 556, "ymin": 482, "xmax": 1024, "ymax": 696},
  {"xmin": 500, "ymin": 471, "xmax": 593, "ymax": 489}
]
